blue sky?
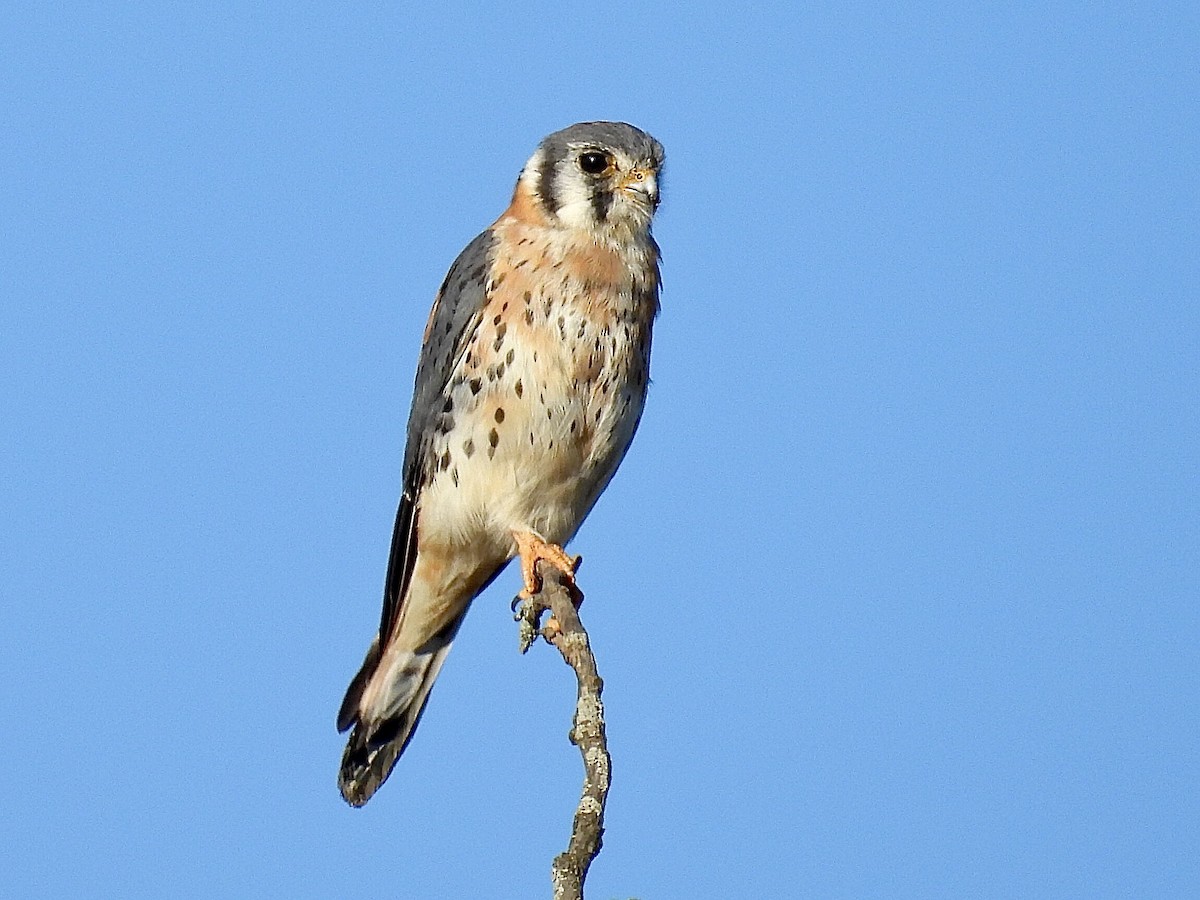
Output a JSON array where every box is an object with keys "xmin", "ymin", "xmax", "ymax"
[{"xmin": 2, "ymin": 2, "xmax": 1196, "ymax": 897}]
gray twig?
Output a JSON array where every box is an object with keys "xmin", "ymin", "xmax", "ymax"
[{"xmin": 513, "ymin": 561, "xmax": 610, "ymax": 900}]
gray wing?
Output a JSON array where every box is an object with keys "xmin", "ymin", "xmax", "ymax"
[{"xmin": 376, "ymin": 229, "xmax": 497, "ymax": 645}]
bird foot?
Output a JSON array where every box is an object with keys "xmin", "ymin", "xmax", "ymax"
[{"xmin": 513, "ymin": 531, "xmax": 579, "ymax": 600}]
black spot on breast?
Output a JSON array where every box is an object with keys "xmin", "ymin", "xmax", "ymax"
[
  {"xmin": 523, "ymin": 291, "xmax": 532, "ymax": 304},
  {"xmin": 442, "ymin": 397, "xmax": 454, "ymax": 414},
  {"xmin": 494, "ymin": 408, "xmax": 505, "ymax": 424},
  {"xmin": 505, "ymin": 348, "xmax": 515, "ymax": 365},
  {"xmin": 469, "ymin": 378, "xmax": 482, "ymax": 395},
  {"xmin": 515, "ymin": 379, "xmax": 524, "ymax": 398},
  {"xmin": 440, "ymin": 450, "xmax": 451, "ymax": 471},
  {"xmin": 463, "ymin": 439, "xmax": 475, "ymax": 458},
  {"xmin": 524, "ymin": 309, "xmax": 534, "ymax": 326}
]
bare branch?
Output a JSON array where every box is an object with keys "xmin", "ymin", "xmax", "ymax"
[{"xmin": 513, "ymin": 562, "xmax": 611, "ymax": 900}]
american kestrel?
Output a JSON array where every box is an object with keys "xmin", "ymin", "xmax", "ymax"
[{"xmin": 337, "ymin": 122, "xmax": 664, "ymax": 806}]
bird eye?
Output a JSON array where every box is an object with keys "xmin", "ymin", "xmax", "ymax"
[{"xmin": 578, "ymin": 151, "xmax": 610, "ymax": 174}]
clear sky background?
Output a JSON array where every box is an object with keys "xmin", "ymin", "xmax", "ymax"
[{"xmin": 3, "ymin": 2, "xmax": 1196, "ymax": 898}]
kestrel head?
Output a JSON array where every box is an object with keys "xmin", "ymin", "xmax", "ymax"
[{"xmin": 517, "ymin": 121, "xmax": 664, "ymax": 244}]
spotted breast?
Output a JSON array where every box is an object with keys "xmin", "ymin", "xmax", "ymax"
[{"xmin": 337, "ymin": 121, "xmax": 664, "ymax": 806}]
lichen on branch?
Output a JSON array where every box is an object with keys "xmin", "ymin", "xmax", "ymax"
[{"xmin": 513, "ymin": 563, "xmax": 611, "ymax": 900}]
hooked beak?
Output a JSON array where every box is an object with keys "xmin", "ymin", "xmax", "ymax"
[{"xmin": 620, "ymin": 167, "xmax": 660, "ymax": 210}]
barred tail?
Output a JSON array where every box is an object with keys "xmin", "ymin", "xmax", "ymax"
[{"xmin": 337, "ymin": 636, "xmax": 456, "ymax": 806}]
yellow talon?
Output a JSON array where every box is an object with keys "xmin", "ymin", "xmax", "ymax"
[{"xmin": 513, "ymin": 531, "xmax": 579, "ymax": 598}]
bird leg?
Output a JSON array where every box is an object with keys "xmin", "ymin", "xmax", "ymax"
[{"xmin": 513, "ymin": 531, "xmax": 579, "ymax": 600}]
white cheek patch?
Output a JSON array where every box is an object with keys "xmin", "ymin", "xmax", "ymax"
[
  {"xmin": 518, "ymin": 149, "xmax": 602, "ymax": 230},
  {"xmin": 518, "ymin": 147, "xmax": 656, "ymax": 240},
  {"xmin": 516, "ymin": 148, "xmax": 545, "ymax": 200},
  {"xmin": 550, "ymin": 163, "xmax": 597, "ymax": 230}
]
